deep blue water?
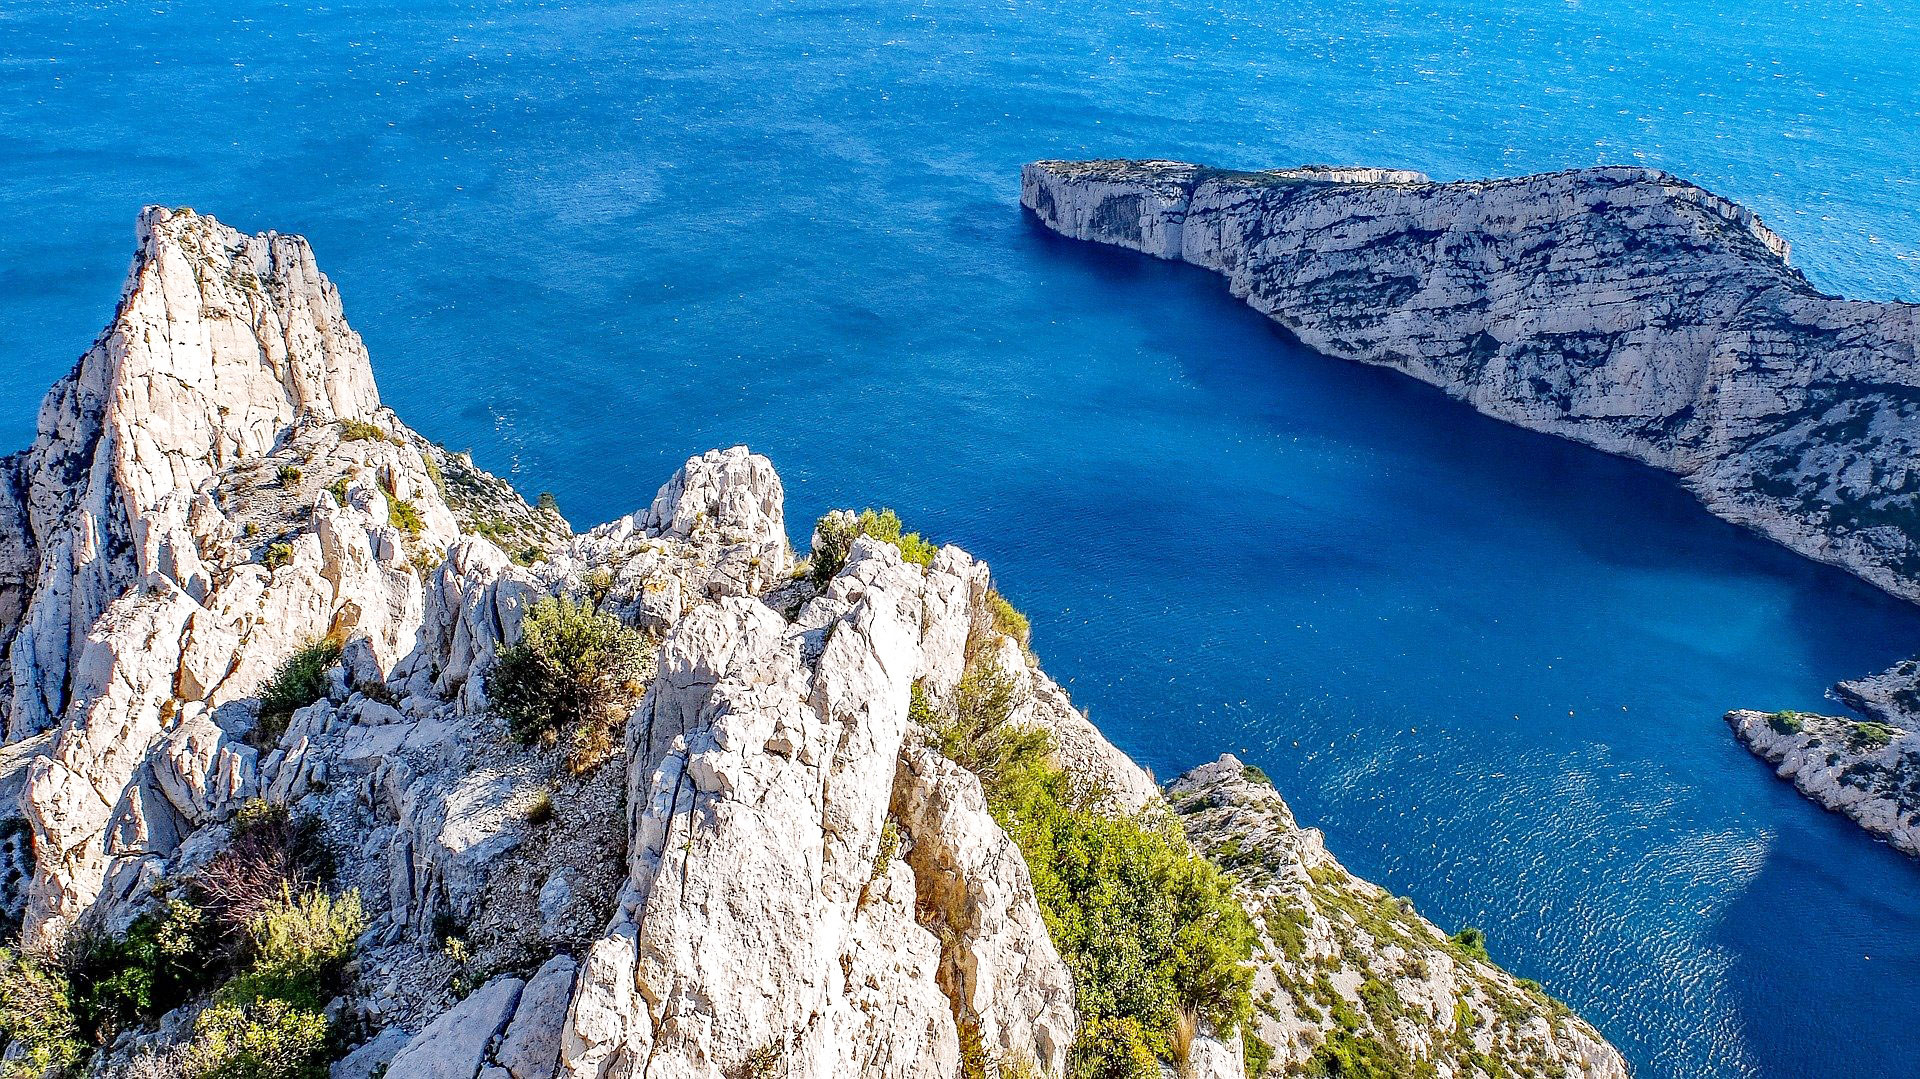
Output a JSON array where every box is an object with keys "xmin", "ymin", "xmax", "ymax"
[{"xmin": 6, "ymin": 2, "xmax": 1920, "ymax": 1075}]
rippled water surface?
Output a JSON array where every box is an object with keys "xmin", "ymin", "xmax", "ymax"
[{"xmin": 5, "ymin": 2, "xmax": 1920, "ymax": 1075}]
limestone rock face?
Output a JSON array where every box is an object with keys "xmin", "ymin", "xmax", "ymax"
[
  {"xmin": 3, "ymin": 207, "xmax": 382, "ymax": 742},
  {"xmin": 555, "ymin": 538, "xmax": 1075, "ymax": 1078},
  {"xmin": 1022, "ymin": 159, "xmax": 1920, "ymax": 605},
  {"xmin": 387, "ymin": 975, "xmax": 526, "ymax": 1079},
  {"xmin": 2, "ymin": 207, "xmax": 1632, "ymax": 1079},
  {"xmin": 1171, "ymin": 756, "xmax": 1631, "ymax": 1079},
  {"xmin": 1727, "ymin": 709, "xmax": 1920, "ymax": 855},
  {"xmin": 892, "ymin": 747, "xmax": 1076, "ymax": 1075}
]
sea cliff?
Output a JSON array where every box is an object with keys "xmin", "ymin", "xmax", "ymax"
[
  {"xmin": 1023, "ymin": 157, "xmax": 1920, "ymax": 862},
  {"xmin": 1021, "ymin": 159, "xmax": 1919, "ymax": 604},
  {"xmin": 0, "ymin": 209, "xmax": 1627, "ymax": 1078}
]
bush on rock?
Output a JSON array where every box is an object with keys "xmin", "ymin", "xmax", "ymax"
[
  {"xmin": 487, "ymin": 595, "xmax": 652, "ymax": 772},
  {"xmin": 256, "ymin": 639, "xmax": 343, "ymax": 747},
  {"xmin": 809, "ymin": 508, "xmax": 937, "ymax": 583},
  {"xmin": 0, "ymin": 949, "xmax": 86, "ymax": 1077},
  {"xmin": 922, "ymin": 593, "xmax": 1258, "ymax": 1077}
]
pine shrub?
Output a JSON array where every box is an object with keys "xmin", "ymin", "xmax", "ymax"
[{"xmin": 809, "ymin": 508, "xmax": 937, "ymax": 583}]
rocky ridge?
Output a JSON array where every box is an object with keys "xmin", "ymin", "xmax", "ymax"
[
  {"xmin": 0, "ymin": 207, "xmax": 1627, "ymax": 1078},
  {"xmin": 1022, "ymin": 157, "xmax": 1920, "ymax": 860},
  {"xmin": 1171, "ymin": 759, "xmax": 1626, "ymax": 1079},
  {"xmin": 1021, "ymin": 159, "xmax": 1919, "ymax": 603}
]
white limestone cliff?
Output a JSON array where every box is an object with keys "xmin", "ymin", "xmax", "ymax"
[
  {"xmin": 0, "ymin": 208, "xmax": 1630, "ymax": 1079},
  {"xmin": 1022, "ymin": 158, "xmax": 1919, "ymax": 605}
]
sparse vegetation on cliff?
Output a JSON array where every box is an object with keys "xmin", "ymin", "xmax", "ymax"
[
  {"xmin": 929, "ymin": 596, "xmax": 1257, "ymax": 1077},
  {"xmin": 487, "ymin": 595, "xmax": 652, "ymax": 772},
  {"xmin": 336, "ymin": 419, "xmax": 387, "ymax": 444},
  {"xmin": 809, "ymin": 508, "xmax": 937, "ymax": 583},
  {"xmin": 0, "ymin": 796, "xmax": 357, "ymax": 1078}
]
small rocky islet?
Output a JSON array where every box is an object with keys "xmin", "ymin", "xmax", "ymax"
[
  {"xmin": 0, "ymin": 207, "xmax": 1627, "ymax": 1077},
  {"xmin": 1023, "ymin": 157, "xmax": 1920, "ymax": 868}
]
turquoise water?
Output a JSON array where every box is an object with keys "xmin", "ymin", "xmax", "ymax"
[{"xmin": 6, "ymin": 1, "xmax": 1920, "ymax": 1074}]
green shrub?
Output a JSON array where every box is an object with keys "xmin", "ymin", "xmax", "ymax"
[
  {"xmin": 1067, "ymin": 1016, "xmax": 1160, "ymax": 1079},
  {"xmin": 422, "ymin": 452, "xmax": 448, "ymax": 501},
  {"xmin": 276, "ymin": 466, "xmax": 302, "ymax": 487},
  {"xmin": 1242, "ymin": 1025, "xmax": 1276, "ymax": 1077},
  {"xmin": 1849, "ymin": 721, "xmax": 1899, "ymax": 751},
  {"xmin": 222, "ymin": 889, "xmax": 364, "ymax": 1013},
  {"xmin": 931, "ymin": 653, "xmax": 1051, "ymax": 795},
  {"xmin": 986, "ymin": 590, "xmax": 1030, "ymax": 649},
  {"xmin": 941, "ymin": 653, "xmax": 1256, "ymax": 1070},
  {"xmin": 1241, "ymin": 764, "xmax": 1272, "ymax": 787},
  {"xmin": 337, "ymin": 419, "xmax": 387, "ymax": 443},
  {"xmin": 255, "ymin": 640, "xmax": 342, "ymax": 747},
  {"xmin": 486, "ymin": 596, "xmax": 651, "ymax": 772},
  {"xmin": 0, "ymin": 949, "xmax": 86, "ymax": 1077},
  {"xmin": 261, "ymin": 543, "xmax": 295, "ymax": 572},
  {"xmin": 869, "ymin": 818, "xmax": 901, "ymax": 883},
  {"xmin": 740, "ymin": 1041, "xmax": 782, "ymax": 1079},
  {"xmin": 182, "ymin": 997, "xmax": 329, "ymax": 1079},
  {"xmin": 1306, "ymin": 1029, "xmax": 1402, "ymax": 1079},
  {"xmin": 1767, "ymin": 710, "xmax": 1804, "ymax": 735},
  {"xmin": 178, "ymin": 886, "xmax": 362, "ymax": 1078},
  {"xmin": 1449, "ymin": 927, "xmax": 1491, "ymax": 964},
  {"xmin": 68, "ymin": 897, "xmax": 220, "ymax": 1041},
  {"xmin": 326, "ymin": 477, "xmax": 350, "ymax": 507},
  {"xmin": 388, "ymin": 497, "xmax": 424, "ymax": 536},
  {"xmin": 809, "ymin": 508, "xmax": 937, "ymax": 583}
]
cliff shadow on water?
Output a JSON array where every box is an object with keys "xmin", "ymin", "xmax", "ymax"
[{"xmin": 1015, "ymin": 210, "xmax": 1920, "ymax": 685}]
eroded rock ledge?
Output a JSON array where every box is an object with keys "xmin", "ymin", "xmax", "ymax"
[{"xmin": 0, "ymin": 208, "xmax": 1626, "ymax": 1078}]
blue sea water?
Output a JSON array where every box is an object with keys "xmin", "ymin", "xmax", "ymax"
[{"xmin": 5, "ymin": 1, "xmax": 1920, "ymax": 1075}]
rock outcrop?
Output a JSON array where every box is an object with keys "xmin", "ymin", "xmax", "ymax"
[
  {"xmin": 1727, "ymin": 708, "xmax": 1920, "ymax": 855},
  {"xmin": 0, "ymin": 208, "xmax": 1628, "ymax": 1078},
  {"xmin": 1022, "ymin": 159, "xmax": 1920, "ymax": 604},
  {"xmin": 1172, "ymin": 757, "xmax": 1628, "ymax": 1079}
]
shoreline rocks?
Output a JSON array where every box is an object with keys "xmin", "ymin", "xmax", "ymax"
[{"xmin": 1727, "ymin": 708, "xmax": 1920, "ymax": 856}]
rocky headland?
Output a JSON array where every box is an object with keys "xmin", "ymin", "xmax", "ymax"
[
  {"xmin": 0, "ymin": 207, "xmax": 1628, "ymax": 1078},
  {"xmin": 1022, "ymin": 157, "xmax": 1920, "ymax": 861}
]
